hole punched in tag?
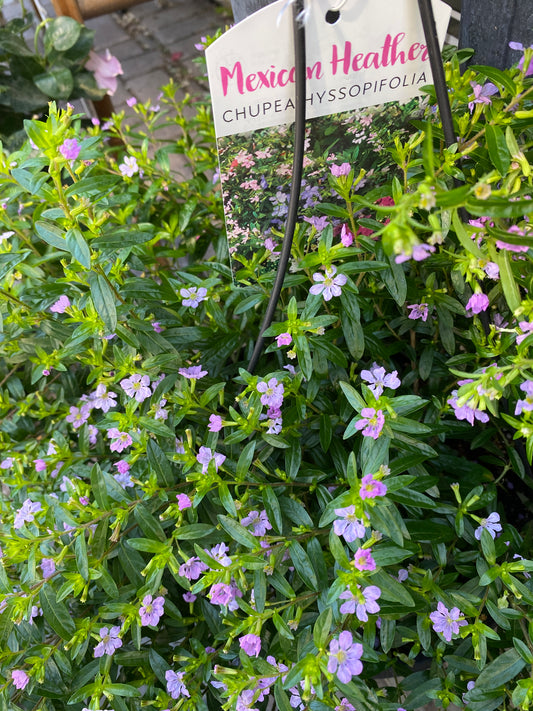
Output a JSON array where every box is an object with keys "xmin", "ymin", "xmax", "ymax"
[{"xmin": 325, "ymin": 9, "xmax": 340, "ymax": 23}]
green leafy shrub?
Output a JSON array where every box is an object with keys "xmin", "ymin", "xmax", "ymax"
[
  {"xmin": 0, "ymin": 8, "xmax": 105, "ymax": 146},
  {"xmin": 1, "ymin": 44, "xmax": 533, "ymax": 711}
]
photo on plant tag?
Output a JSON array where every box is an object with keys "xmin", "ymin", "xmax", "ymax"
[{"xmin": 218, "ymin": 96, "xmax": 426, "ymax": 281}]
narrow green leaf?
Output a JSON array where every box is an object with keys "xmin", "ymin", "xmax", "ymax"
[
  {"xmin": 288, "ymin": 541, "xmax": 318, "ymax": 590},
  {"xmin": 313, "ymin": 607, "xmax": 332, "ymax": 650},
  {"xmin": 235, "ymin": 440, "xmax": 255, "ymax": 480},
  {"xmin": 486, "ymin": 125, "xmax": 511, "ymax": 175},
  {"xmin": 496, "ymin": 249, "xmax": 521, "ymax": 312},
  {"xmin": 218, "ymin": 515, "xmax": 257, "ymax": 549},
  {"xmin": 74, "ymin": 533, "xmax": 89, "ymax": 581},
  {"xmin": 146, "ymin": 439, "xmax": 174, "ymax": 486},
  {"xmin": 175, "ymin": 524, "xmax": 215, "ymax": 540},
  {"xmin": 218, "ymin": 482, "xmax": 237, "ymax": 516},
  {"xmin": 66, "ymin": 228, "xmax": 91, "ymax": 269},
  {"xmin": 370, "ymin": 569, "xmax": 415, "ymax": 607},
  {"xmin": 127, "ymin": 538, "xmax": 166, "ymax": 553},
  {"xmin": 262, "ymin": 485, "xmax": 283, "ymax": 534},
  {"xmin": 452, "ymin": 210, "xmax": 484, "ymax": 258},
  {"xmin": 254, "ymin": 569, "xmax": 266, "ymax": 614},
  {"xmin": 88, "ymin": 272, "xmax": 117, "ymax": 331},
  {"xmin": 284, "ymin": 438, "xmax": 301, "ymax": 479},
  {"xmin": 104, "ymin": 684, "xmax": 141, "ymax": 698},
  {"xmin": 133, "ymin": 503, "xmax": 166, "ymax": 542},
  {"xmin": 40, "ymin": 585, "xmax": 76, "ymax": 639},
  {"xmin": 35, "ymin": 219, "xmax": 67, "ymax": 250},
  {"xmin": 339, "ymin": 381, "xmax": 365, "ymax": 412},
  {"xmin": 475, "ymin": 648, "xmax": 526, "ymax": 690}
]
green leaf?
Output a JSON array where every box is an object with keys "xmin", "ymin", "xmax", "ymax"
[
  {"xmin": 313, "ymin": 606, "xmax": 332, "ymax": 650},
  {"xmin": 496, "ymin": 248, "xmax": 521, "ymax": 312},
  {"xmin": 236, "ymin": 440, "xmax": 255, "ymax": 480},
  {"xmin": 254, "ymin": 569, "xmax": 267, "ymax": 614},
  {"xmin": 452, "ymin": 210, "xmax": 484, "ymax": 258},
  {"xmin": 480, "ymin": 527, "xmax": 496, "ymax": 565},
  {"xmin": 485, "ymin": 125, "xmax": 511, "ymax": 176},
  {"xmin": 88, "ymin": 272, "xmax": 117, "ymax": 331},
  {"xmin": 46, "ymin": 16, "xmax": 81, "ymax": 51},
  {"xmin": 66, "ymin": 228, "xmax": 91, "ymax": 269},
  {"xmin": 262, "ymin": 485, "xmax": 283, "ymax": 534},
  {"xmin": 75, "ymin": 533, "xmax": 89, "ymax": 581},
  {"xmin": 285, "ymin": 438, "xmax": 302, "ymax": 479},
  {"xmin": 34, "ymin": 67, "xmax": 73, "ymax": 100},
  {"xmin": 470, "ymin": 64, "xmax": 517, "ymax": 95},
  {"xmin": 133, "ymin": 503, "xmax": 166, "ymax": 542},
  {"xmin": 379, "ymin": 618, "xmax": 396, "ymax": 653},
  {"xmin": 288, "ymin": 541, "xmax": 318, "ymax": 590},
  {"xmin": 104, "ymin": 684, "xmax": 141, "ymax": 698},
  {"xmin": 149, "ymin": 648, "xmax": 170, "ymax": 686},
  {"xmin": 66, "ymin": 175, "xmax": 121, "ymax": 199},
  {"xmin": 294, "ymin": 333, "xmax": 313, "ymax": 380},
  {"xmin": 40, "ymin": 585, "xmax": 76, "ymax": 639},
  {"xmin": 146, "ymin": 438, "xmax": 174, "ymax": 486},
  {"xmin": 35, "ymin": 219, "xmax": 67, "ymax": 250},
  {"xmin": 90, "ymin": 464, "xmax": 109, "ymax": 509},
  {"xmin": 174, "ymin": 524, "xmax": 215, "ymax": 540},
  {"xmin": 127, "ymin": 538, "xmax": 166, "ymax": 553},
  {"xmin": 370, "ymin": 569, "xmax": 415, "ymax": 607},
  {"xmin": 475, "ymin": 648, "xmax": 526, "ymax": 690},
  {"xmin": 274, "ymin": 682, "xmax": 294, "ymax": 711},
  {"xmin": 218, "ymin": 515, "xmax": 257, "ymax": 549},
  {"xmin": 218, "ymin": 482, "xmax": 237, "ymax": 516},
  {"xmin": 339, "ymin": 381, "xmax": 365, "ymax": 412}
]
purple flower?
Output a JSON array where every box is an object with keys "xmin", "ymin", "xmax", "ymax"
[
  {"xmin": 1, "ymin": 457, "xmax": 13, "ymax": 469},
  {"xmin": 468, "ymin": 81, "xmax": 498, "ymax": 112},
  {"xmin": 327, "ymin": 631, "xmax": 363, "ymax": 683},
  {"xmin": 66, "ymin": 404, "xmax": 91, "ymax": 429},
  {"xmin": 484, "ymin": 261, "xmax": 500, "ymax": 279},
  {"xmin": 94, "ymin": 626, "xmax": 122, "ymax": 657},
  {"xmin": 126, "ymin": 96, "xmax": 137, "ymax": 107},
  {"xmin": 59, "ymin": 138, "xmax": 80, "ymax": 160},
  {"xmin": 34, "ymin": 458, "xmax": 47, "ymax": 472},
  {"xmin": 183, "ymin": 591, "xmax": 196, "ymax": 603},
  {"xmin": 509, "ymin": 41, "xmax": 533, "ymax": 75},
  {"xmin": 87, "ymin": 425, "xmax": 98, "ymax": 445},
  {"xmin": 330, "ymin": 162, "xmax": 351, "ymax": 176},
  {"xmin": 360, "ymin": 363, "xmax": 401, "ymax": 398},
  {"xmin": 114, "ymin": 472, "xmax": 134, "ymax": 488},
  {"xmin": 407, "ymin": 303, "xmax": 429, "ymax": 321},
  {"xmin": 119, "ymin": 156, "xmax": 139, "ymax": 177},
  {"xmin": 92, "ymin": 384, "xmax": 117, "ymax": 412},
  {"xmin": 209, "ymin": 581, "xmax": 242, "ymax": 609},
  {"xmin": 360, "ymin": 474, "xmax": 387, "ymax": 499},
  {"xmin": 310, "ymin": 265, "xmax": 347, "ymax": 301},
  {"xmin": 336, "ymin": 699, "xmax": 356, "ymax": 711},
  {"xmin": 354, "ymin": 408, "xmax": 385, "ymax": 439},
  {"xmin": 257, "ymin": 377, "xmax": 284, "ymax": 408},
  {"xmin": 395, "ymin": 243, "xmax": 435, "ymax": 263},
  {"xmin": 340, "ymin": 224, "xmax": 354, "ymax": 247},
  {"xmin": 14, "ymin": 499, "xmax": 42, "ymax": 529},
  {"xmin": 50, "ymin": 295, "xmax": 70, "ymax": 313},
  {"xmin": 139, "ymin": 594, "xmax": 165, "ymax": 626},
  {"xmin": 180, "ymin": 286, "xmax": 207, "ymax": 308},
  {"xmin": 429, "ymin": 601, "xmax": 467, "ymax": 642},
  {"xmin": 398, "ymin": 568, "xmax": 408, "ymax": 582},
  {"xmin": 447, "ymin": 390, "xmax": 489, "ymax": 426},
  {"xmin": 179, "ymin": 556, "xmax": 208, "ymax": 580},
  {"xmin": 120, "ymin": 374, "xmax": 152, "ymax": 403},
  {"xmin": 276, "ymin": 332, "xmax": 292, "ymax": 347},
  {"xmin": 208, "ymin": 414, "xmax": 223, "ymax": 432},
  {"xmin": 474, "ymin": 512, "xmax": 502, "ymax": 540},
  {"xmin": 114, "ymin": 460, "xmax": 130, "ymax": 475},
  {"xmin": 176, "ymin": 493, "xmax": 192, "ymax": 510},
  {"xmin": 264, "ymin": 237, "xmax": 280, "ymax": 254},
  {"xmin": 333, "ymin": 506, "xmax": 366, "ymax": 542},
  {"xmin": 466, "ymin": 292, "xmax": 489, "ymax": 315},
  {"xmin": 107, "ymin": 428, "xmax": 133, "ymax": 452},
  {"xmin": 303, "ymin": 215, "xmax": 329, "ymax": 231},
  {"xmin": 179, "ymin": 365, "xmax": 208, "ymax": 379},
  {"xmin": 11, "ymin": 670, "xmax": 29, "ymax": 690},
  {"xmin": 236, "ymin": 689, "xmax": 259, "ymax": 711},
  {"xmin": 241, "ymin": 510, "xmax": 272, "ymax": 536},
  {"xmin": 165, "ymin": 669, "xmax": 190, "ymax": 699},
  {"xmin": 339, "ymin": 584, "xmax": 381, "ymax": 621},
  {"xmin": 40, "ymin": 558, "xmax": 56, "ymax": 578},
  {"xmin": 515, "ymin": 380, "xmax": 533, "ymax": 414},
  {"xmin": 239, "ymin": 633, "xmax": 261, "ymax": 657},
  {"xmin": 210, "ymin": 542, "xmax": 232, "ymax": 566},
  {"xmin": 517, "ymin": 322, "xmax": 533, "ymax": 345},
  {"xmin": 155, "ymin": 399, "xmax": 168, "ymax": 420},
  {"xmin": 196, "ymin": 446, "xmax": 226, "ymax": 473},
  {"xmin": 353, "ymin": 547, "xmax": 376, "ymax": 571},
  {"xmin": 151, "ymin": 321, "xmax": 163, "ymax": 333}
]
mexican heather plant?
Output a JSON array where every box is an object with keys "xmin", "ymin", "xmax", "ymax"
[{"xmin": 1, "ymin": 45, "xmax": 533, "ymax": 711}]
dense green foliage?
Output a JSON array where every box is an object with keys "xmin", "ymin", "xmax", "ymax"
[{"xmin": 1, "ymin": 44, "xmax": 533, "ymax": 711}]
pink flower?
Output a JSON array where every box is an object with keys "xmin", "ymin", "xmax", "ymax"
[
  {"xmin": 126, "ymin": 96, "xmax": 137, "ymax": 107},
  {"xmin": 330, "ymin": 162, "xmax": 351, "ymax": 176},
  {"xmin": 395, "ymin": 243, "xmax": 435, "ymax": 264},
  {"xmin": 59, "ymin": 138, "xmax": 80, "ymax": 160},
  {"xmin": 107, "ymin": 428, "xmax": 132, "ymax": 453},
  {"xmin": 152, "ymin": 321, "xmax": 163, "ymax": 333},
  {"xmin": 340, "ymin": 223, "xmax": 354, "ymax": 247},
  {"xmin": 120, "ymin": 373, "xmax": 152, "ymax": 403},
  {"xmin": 276, "ymin": 332, "xmax": 292, "ymax": 347},
  {"xmin": 114, "ymin": 460, "xmax": 130, "ymax": 475},
  {"xmin": 66, "ymin": 404, "xmax": 91, "ymax": 429},
  {"xmin": 92, "ymin": 384, "xmax": 117, "ymax": 412},
  {"xmin": 353, "ymin": 547, "xmax": 376, "ymax": 571},
  {"xmin": 196, "ymin": 446, "xmax": 225, "ymax": 473},
  {"xmin": 407, "ymin": 303, "xmax": 429, "ymax": 321},
  {"xmin": 466, "ymin": 292, "xmax": 489, "ymax": 315},
  {"xmin": 85, "ymin": 49, "xmax": 123, "ymax": 96},
  {"xmin": 360, "ymin": 473, "xmax": 387, "ymax": 499},
  {"xmin": 40, "ymin": 558, "xmax": 55, "ymax": 578},
  {"xmin": 354, "ymin": 408, "xmax": 385, "ymax": 439},
  {"xmin": 11, "ymin": 670, "xmax": 29, "ymax": 690},
  {"xmin": 257, "ymin": 377, "xmax": 284, "ymax": 408},
  {"xmin": 239, "ymin": 633, "xmax": 261, "ymax": 657},
  {"xmin": 208, "ymin": 414, "xmax": 223, "ymax": 432},
  {"xmin": 50, "ymin": 295, "xmax": 70, "ymax": 313},
  {"xmin": 517, "ymin": 321, "xmax": 533, "ymax": 345},
  {"xmin": 176, "ymin": 493, "xmax": 192, "ymax": 510},
  {"xmin": 34, "ymin": 458, "xmax": 47, "ymax": 472}
]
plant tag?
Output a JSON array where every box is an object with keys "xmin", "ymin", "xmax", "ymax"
[{"xmin": 206, "ymin": 0, "xmax": 451, "ymax": 280}]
